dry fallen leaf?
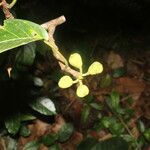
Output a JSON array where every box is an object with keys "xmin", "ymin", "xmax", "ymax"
[
  {"xmin": 115, "ymin": 77, "xmax": 145, "ymax": 101},
  {"xmin": 18, "ymin": 119, "xmax": 50, "ymax": 148},
  {"xmin": 106, "ymin": 51, "xmax": 124, "ymax": 69}
]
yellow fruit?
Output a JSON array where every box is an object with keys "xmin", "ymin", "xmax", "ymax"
[
  {"xmin": 69, "ymin": 53, "xmax": 82, "ymax": 69},
  {"xmin": 88, "ymin": 61, "xmax": 103, "ymax": 75},
  {"xmin": 58, "ymin": 75, "xmax": 73, "ymax": 88},
  {"xmin": 76, "ymin": 84, "xmax": 89, "ymax": 97}
]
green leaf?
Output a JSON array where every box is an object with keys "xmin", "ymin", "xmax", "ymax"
[
  {"xmin": 109, "ymin": 122, "xmax": 125, "ymax": 135},
  {"xmin": 29, "ymin": 97, "xmax": 56, "ymax": 116},
  {"xmin": 90, "ymin": 102, "xmax": 103, "ymax": 110},
  {"xmin": 100, "ymin": 117, "xmax": 116, "ymax": 128},
  {"xmin": 20, "ymin": 125, "xmax": 31, "ymax": 137},
  {"xmin": 100, "ymin": 74, "xmax": 112, "ymax": 88},
  {"xmin": 0, "ymin": 19, "xmax": 48, "ymax": 53},
  {"xmin": 20, "ymin": 113, "xmax": 36, "ymax": 121},
  {"xmin": 81, "ymin": 104, "xmax": 90, "ymax": 124},
  {"xmin": 49, "ymin": 144, "xmax": 61, "ymax": 150},
  {"xmin": 144, "ymin": 129, "xmax": 150, "ymax": 141},
  {"xmin": 23, "ymin": 140, "xmax": 40, "ymax": 150},
  {"xmin": 121, "ymin": 134, "xmax": 134, "ymax": 142},
  {"xmin": 113, "ymin": 67, "xmax": 125, "ymax": 78},
  {"xmin": 15, "ymin": 42, "xmax": 36, "ymax": 70},
  {"xmin": 107, "ymin": 91, "xmax": 120, "ymax": 110},
  {"xmin": 138, "ymin": 121, "xmax": 145, "ymax": 133},
  {"xmin": 41, "ymin": 133, "xmax": 58, "ymax": 146},
  {"xmin": 5, "ymin": 114, "xmax": 21, "ymax": 135},
  {"xmin": 96, "ymin": 137, "xmax": 129, "ymax": 150},
  {"xmin": 77, "ymin": 137, "xmax": 128, "ymax": 150},
  {"xmin": 77, "ymin": 137, "xmax": 98, "ymax": 150},
  {"xmin": 58, "ymin": 123, "xmax": 74, "ymax": 142}
]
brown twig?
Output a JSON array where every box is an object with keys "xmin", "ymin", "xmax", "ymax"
[
  {"xmin": 41, "ymin": 16, "xmax": 80, "ymax": 78},
  {"xmin": 0, "ymin": 0, "xmax": 14, "ymax": 19}
]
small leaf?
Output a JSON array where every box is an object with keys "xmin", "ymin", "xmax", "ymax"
[
  {"xmin": 20, "ymin": 113, "xmax": 36, "ymax": 121},
  {"xmin": 76, "ymin": 84, "xmax": 89, "ymax": 98},
  {"xmin": 33, "ymin": 77, "xmax": 43, "ymax": 87},
  {"xmin": 90, "ymin": 103, "xmax": 102, "ymax": 110},
  {"xmin": 100, "ymin": 74, "xmax": 112, "ymax": 88},
  {"xmin": 100, "ymin": 117, "xmax": 116, "ymax": 128},
  {"xmin": 138, "ymin": 121, "xmax": 145, "ymax": 133},
  {"xmin": 15, "ymin": 42, "xmax": 36, "ymax": 69},
  {"xmin": 110, "ymin": 122, "xmax": 125, "ymax": 135},
  {"xmin": 30, "ymin": 97, "xmax": 56, "ymax": 115},
  {"xmin": 121, "ymin": 134, "xmax": 134, "ymax": 142},
  {"xmin": 113, "ymin": 67, "xmax": 125, "ymax": 78},
  {"xmin": 0, "ymin": 19, "xmax": 48, "ymax": 53},
  {"xmin": 144, "ymin": 129, "xmax": 150, "ymax": 141},
  {"xmin": 58, "ymin": 75, "xmax": 73, "ymax": 88},
  {"xmin": 23, "ymin": 141, "xmax": 40, "ymax": 150},
  {"xmin": 58, "ymin": 123, "xmax": 74, "ymax": 142},
  {"xmin": 81, "ymin": 104, "xmax": 90, "ymax": 124},
  {"xmin": 88, "ymin": 61, "xmax": 103, "ymax": 75},
  {"xmin": 49, "ymin": 144, "xmax": 61, "ymax": 150},
  {"xmin": 5, "ymin": 114, "xmax": 21, "ymax": 135},
  {"xmin": 107, "ymin": 91, "xmax": 120, "ymax": 110},
  {"xmin": 20, "ymin": 125, "xmax": 31, "ymax": 137},
  {"xmin": 41, "ymin": 133, "xmax": 58, "ymax": 146},
  {"xmin": 69, "ymin": 53, "xmax": 82, "ymax": 69}
]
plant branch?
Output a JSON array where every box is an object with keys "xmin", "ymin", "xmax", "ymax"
[
  {"xmin": 8, "ymin": 0, "xmax": 17, "ymax": 8},
  {"xmin": 0, "ymin": 0, "xmax": 14, "ymax": 19},
  {"xmin": 41, "ymin": 16, "xmax": 80, "ymax": 78}
]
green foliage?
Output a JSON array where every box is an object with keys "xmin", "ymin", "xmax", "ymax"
[
  {"xmin": 100, "ymin": 74, "xmax": 112, "ymax": 88},
  {"xmin": 138, "ymin": 121, "xmax": 145, "ymax": 133},
  {"xmin": 77, "ymin": 137, "xmax": 129, "ymax": 150},
  {"xmin": 23, "ymin": 140, "xmax": 40, "ymax": 150},
  {"xmin": 19, "ymin": 113, "xmax": 36, "ymax": 122},
  {"xmin": 107, "ymin": 91, "xmax": 120, "ymax": 110},
  {"xmin": 41, "ymin": 133, "xmax": 58, "ymax": 146},
  {"xmin": 113, "ymin": 67, "xmax": 125, "ymax": 78},
  {"xmin": 4, "ymin": 113, "xmax": 36, "ymax": 135},
  {"xmin": 5, "ymin": 114, "xmax": 21, "ymax": 135},
  {"xmin": 89, "ymin": 102, "xmax": 102, "ymax": 111},
  {"xmin": 81, "ymin": 104, "xmax": 90, "ymax": 124},
  {"xmin": 57, "ymin": 123, "xmax": 74, "ymax": 142},
  {"xmin": 15, "ymin": 42, "xmax": 36, "ymax": 70},
  {"xmin": 0, "ymin": 19, "xmax": 48, "ymax": 53},
  {"xmin": 19, "ymin": 125, "xmax": 31, "ymax": 137},
  {"xmin": 29, "ymin": 97, "xmax": 56, "ymax": 116},
  {"xmin": 49, "ymin": 144, "xmax": 61, "ymax": 150},
  {"xmin": 144, "ymin": 129, "xmax": 150, "ymax": 141}
]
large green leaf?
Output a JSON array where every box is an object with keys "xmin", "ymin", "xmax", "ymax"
[
  {"xmin": 29, "ymin": 97, "xmax": 56, "ymax": 116},
  {"xmin": 0, "ymin": 19, "xmax": 48, "ymax": 53}
]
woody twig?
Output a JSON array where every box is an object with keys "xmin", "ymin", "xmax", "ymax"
[
  {"xmin": 0, "ymin": 0, "xmax": 16, "ymax": 19},
  {"xmin": 41, "ymin": 16, "xmax": 80, "ymax": 78}
]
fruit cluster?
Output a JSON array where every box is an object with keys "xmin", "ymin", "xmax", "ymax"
[{"xmin": 58, "ymin": 53, "xmax": 103, "ymax": 97}]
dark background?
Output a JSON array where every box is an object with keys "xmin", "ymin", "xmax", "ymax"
[
  {"xmin": 11, "ymin": 0, "xmax": 150, "ymax": 55},
  {"xmin": 15, "ymin": 0, "xmax": 150, "ymax": 34}
]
